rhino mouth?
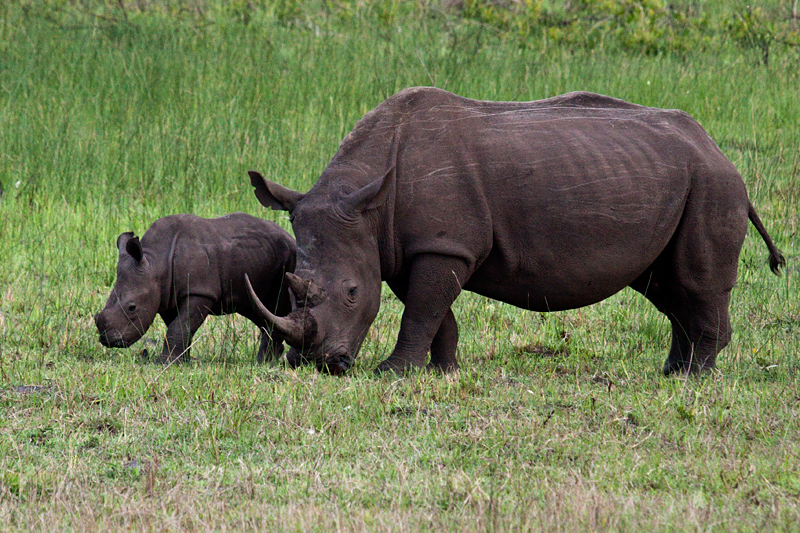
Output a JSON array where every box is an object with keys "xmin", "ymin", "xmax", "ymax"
[
  {"xmin": 285, "ymin": 344, "xmax": 352, "ymax": 374},
  {"xmin": 320, "ymin": 351, "xmax": 351, "ymax": 375},
  {"xmin": 98, "ymin": 331, "xmax": 132, "ymax": 349}
]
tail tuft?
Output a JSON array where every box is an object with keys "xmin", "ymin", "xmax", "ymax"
[
  {"xmin": 748, "ymin": 202, "xmax": 785, "ymax": 277},
  {"xmin": 769, "ymin": 250, "xmax": 786, "ymax": 276}
]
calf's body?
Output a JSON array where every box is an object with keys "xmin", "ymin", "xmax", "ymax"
[{"xmin": 95, "ymin": 213, "xmax": 296, "ymax": 363}]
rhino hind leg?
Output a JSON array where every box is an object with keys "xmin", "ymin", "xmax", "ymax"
[
  {"xmin": 631, "ymin": 267, "xmax": 735, "ymax": 375},
  {"xmin": 631, "ymin": 183, "xmax": 747, "ymax": 374},
  {"xmin": 661, "ymin": 292, "xmax": 732, "ymax": 374}
]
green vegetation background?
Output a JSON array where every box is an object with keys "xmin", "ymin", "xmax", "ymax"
[{"xmin": 0, "ymin": 1, "xmax": 798, "ymax": 530}]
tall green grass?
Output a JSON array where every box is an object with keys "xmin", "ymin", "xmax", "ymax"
[{"xmin": 0, "ymin": 2, "xmax": 798, "ymax": 530}]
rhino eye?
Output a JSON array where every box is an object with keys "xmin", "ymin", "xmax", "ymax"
[
  {"xmin": 343, "ymin": 282, "xmax": 358, "ymax": 300},
  {"xmin": 126, "ymin": 303, "xmax": 137, "ymax": 313}
]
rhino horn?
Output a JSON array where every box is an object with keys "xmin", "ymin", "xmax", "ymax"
[
  {"xmin": 285, "ymin": 272, "xmax": 327, "ymax": 307},
  {"xmin": 285, "ymin": 272, "xmax": 308, "ymax": 301},
  {"xmin": 245, "ymin": 273, "xmax": 306, "ymax": 346}
]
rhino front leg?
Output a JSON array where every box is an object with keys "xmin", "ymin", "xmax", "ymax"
[
  {"xmin": 428, "ymin": 308, "xmax": 459, "ymax": 372},
  {"xmin": 387, "ymin": 278, "xmax": 460, "ymax": 372},
  {"xmin": 378, "ymin": 254, "xmax": 470, "ymax": 373},
  {"xmin": 159, "ymin": 296, "xmax": 213, "ymax": 364}
]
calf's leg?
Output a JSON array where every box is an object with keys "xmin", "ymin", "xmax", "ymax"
[
  {"xmin": 159, "ymin": 296, "xmax": 213, "ymax": 364},
  {"xmin": 256, "ymin": 327, "xmax": 285, "ymax": 364}
]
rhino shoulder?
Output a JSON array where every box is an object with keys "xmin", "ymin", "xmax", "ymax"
[
  {"xmin": 144, "ymin": 214, "xmax": 203, "ymax": 236},
  {"xmin": 139, "ymin": 214, "xmax": 201, "ymax": 251}
]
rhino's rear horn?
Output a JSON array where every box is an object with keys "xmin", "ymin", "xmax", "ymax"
[
  {"xmin": 245, "ymin": 273, "xmax": 307, "ymax": 346},
  {"xmin": 285, "ymin": 272, "xmax": 309, "ymax": 301},
  {"xmin": 285, "ymin": 272, "xmax": 327, "ymax": 307}
]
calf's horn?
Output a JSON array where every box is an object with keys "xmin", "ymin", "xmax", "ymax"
[{"xmin": 245, "ymin": 273, "xmax": 306, "ymax": 346}]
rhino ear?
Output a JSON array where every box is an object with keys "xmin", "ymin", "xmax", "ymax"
[
  {"xmin": 344, "ymin": 166, "xmax": 395, "ymax": 213},
  {"xmin": 125, "ymin": 236, "xmax": 144, "ymax": 264},
  {"xmin": 249, "ymin": 170, "xmax": 304, "ymax": 212},
  {"xmin": 116, "ymin": 232, "xmax": 135, "ymax": 252}
]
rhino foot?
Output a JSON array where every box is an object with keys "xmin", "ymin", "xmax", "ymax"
[
  {"xmin": 157, "ymin": 353, "xmax": 191, "ymax": 366},
  {"xmin": 426, "ymin": 361, "xmax": 459, "ymax": 373},
  {"xmin": 375, "ymin": 355, "xmax": 435, "ymax": 375}
]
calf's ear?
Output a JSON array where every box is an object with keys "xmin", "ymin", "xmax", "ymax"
[
  {"xmin": 125, "ymin": 236, "xmax": 144, "ymax": 264},
  {"xmin": 249, "ymin": 170, "xmax": 304, "ymax": 212},
  {"xmin": 116, "ymin": 232, "xmax": 135, "ymax": 252},
  {"xmin": 344, "ymin": 166, "xmax": 395, "ymax": 213}
]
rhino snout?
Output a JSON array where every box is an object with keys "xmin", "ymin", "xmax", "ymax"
[
  {"xmin": 94, "ymin": 312, "xmax": 106, "ymax": 335},
  {"xmin": 95, "ymin": 312, "xmax": 134, "ymax": 348},
  {"xmin": 285, "ymin": 345, "xmax": 351, "ymax": 375}
]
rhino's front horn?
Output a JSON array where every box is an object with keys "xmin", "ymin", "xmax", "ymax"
[{"xmin": 245, "ymin": 273, "xmax": 307, "ymax": 346}]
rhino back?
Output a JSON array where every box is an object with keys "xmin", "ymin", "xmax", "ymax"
[
  {"xmin": 319, "ymin": 88, "xmax": 745, "ymax": 310},
  {"xmin": 208, "ymin": 213, "xmax": 295, "ymax": 317},
  {"xmin": 146, "ymin": 214, "xmax": 294, "ymax": 316}
]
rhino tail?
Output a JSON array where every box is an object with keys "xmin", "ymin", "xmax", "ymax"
[{"xmin": 748, "ymin": 202, "xmax": 786, "ymax": 275}]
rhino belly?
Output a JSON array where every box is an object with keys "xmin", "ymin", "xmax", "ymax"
[
  {"xmin": 464, "ymin": 255, "xmax": 644, "ymax": 312},
  {"xmin": 462, "ymin": 210, "xmax": 679, "ymax": 312}
]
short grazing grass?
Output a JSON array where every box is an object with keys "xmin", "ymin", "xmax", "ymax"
[{"xmin": 0, "ymin": 2, "xmax": 799, "ymax": 530}]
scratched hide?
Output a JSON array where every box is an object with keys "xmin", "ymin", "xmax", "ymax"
[{"xmin": 247, "ymin": 87, "xmax": 784, "ymax": 375}]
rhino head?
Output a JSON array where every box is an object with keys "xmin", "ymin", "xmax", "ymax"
[
  {"xmin": 94, "ymin": 232, "xmax": 161, "ymax": 348},
  {"xmin": 246, "ymin": 170, "xmax": 393, "ymax": 374}
]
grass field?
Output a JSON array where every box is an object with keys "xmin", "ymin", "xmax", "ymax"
[{"xmin": 1, "ymin": 1, "xmax": 799, "ymax": 530}]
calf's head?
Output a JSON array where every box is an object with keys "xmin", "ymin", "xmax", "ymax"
[
  {"xmin": 247, "ymin": 170, "xmax": 393, "ymax": 374},
  {"xmin": 94, "ymin": 232, "xmax": 161, "ymax": 348}
]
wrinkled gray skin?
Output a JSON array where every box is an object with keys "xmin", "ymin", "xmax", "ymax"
[
  {"xmin": 248, "ymin": 87, "xmax": 785, "ymax": 375},
  {"xmin": 95, "ymin": 213, "xmax": 296, "ymax": 364}
]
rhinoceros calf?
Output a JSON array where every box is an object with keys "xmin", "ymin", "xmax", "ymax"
[
  {"xmin": 95, "ymin": 213, "xmax": 296, "ymax": 364},
  {"xmin": 246, "ymin": 87, "xmax": 784, "ymax": 375}
]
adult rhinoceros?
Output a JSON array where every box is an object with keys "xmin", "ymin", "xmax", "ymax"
[{"xmin": 246, "ymin": 87, "xmax": 784, "ymax": 375}]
